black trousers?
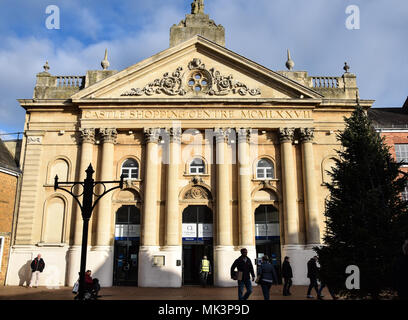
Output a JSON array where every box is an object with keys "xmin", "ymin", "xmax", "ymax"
[
  {"xmin": 283, "ymin": 277, "xmax": 292, "ymax": 295},
  {"xmin": 307, "ymin": 277, "xmax": 319, "ymax": 296}
]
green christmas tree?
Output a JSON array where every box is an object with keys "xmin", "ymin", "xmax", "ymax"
[{"xmin": 315, "ymin": 105, "xmax": 408, "ymax": 299}]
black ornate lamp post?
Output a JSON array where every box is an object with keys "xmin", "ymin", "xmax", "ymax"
[{"xmin": 54, "ymin": 163, "xmax": 124, "ymax": 300}]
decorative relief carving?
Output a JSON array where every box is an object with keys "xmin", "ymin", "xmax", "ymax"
[
  {"xmin": 27, "ymin": 136, "xmax": 43, "ymax": 145},
  {"xmin": 99, "ymin": 128, "xmax": 117, "ymax": 144},
  {"xmin": 122, "ymin": 67, "xmax": 187, "ymax": 97},
  {"xmin": 79, "ymin": 128, "xmax": 95, "ymax": 144},
  {"xmin": 299, "ymin": 128, "xmax": 315, "ymax": 142},
  {"xmin": 184, "ymin": 186, "xmax": 210, "ymax": 200},
  {"xmin": 278, "ymin": 128, "xmax": 295, "ymax": 143},
  {"xmin": 121, "ymin": 58, "xmax": 261, "ymax": 97}
]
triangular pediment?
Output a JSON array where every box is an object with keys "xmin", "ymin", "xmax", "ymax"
[{"xmin": 72, "ymin": 36, "xmax": 322, "ymax": 101}]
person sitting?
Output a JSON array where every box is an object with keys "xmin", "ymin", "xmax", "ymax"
[{"xmin": 84, "ymin": 270, "xmax": 100, "ymax": 298}]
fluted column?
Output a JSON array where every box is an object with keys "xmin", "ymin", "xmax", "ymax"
[
  {"xmin": 300, "ymin": 128, "xmax": 320, "ymax": 244},
  {"xmin": 215, "ymin": 128, "xmax": 232, "ymax": 246},
  {"xmin": 95, "ymin": 128, "xmax": 117, "ymax": 246},
  {"xmin": 142, "ymin": 128, "xmax": 160, "ymax": 246},
  {"xmin": 237, "ymin": 128, "xmax": 254, "ymax": 246},
  {"xmin": 74, "ymin": 128, "xmax": 95, "ymax": 245},
  {"xmin": 279, "ymin": 128, "xmax": 299, "ymax": 245},
  {"xmin": 165, "ymin": 127, "xmax": 181, "ymax": 246}
]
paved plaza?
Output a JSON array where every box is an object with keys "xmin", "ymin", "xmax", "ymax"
[{"xmin": 0, "ymin": 284, "xmax": 332, "ymax": 300}]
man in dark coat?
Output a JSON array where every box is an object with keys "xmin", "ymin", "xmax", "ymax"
[
  {"xmin": 230, "ymin": 248, "xmax": 255, "ymax": 300},
  {"xmin": 306, "ymin": 256, "xmax": 319, "ymax": 298},
  {"xmin": 282, "ymin": 256, "xmax": 293, "ymax": 296},
  {"xmin": 29, "ymin": 254, "xmax": 45, "ymax": 288}
]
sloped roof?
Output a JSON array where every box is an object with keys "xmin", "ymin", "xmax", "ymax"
[
  {"xmin": 0, "ymin": 139, "xmax": 20, "ymax": 174},
  {"xmin": 368, "ymin": 107, "xmax": 408, "ymax": 129}
]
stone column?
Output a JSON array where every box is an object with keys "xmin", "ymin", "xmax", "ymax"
[
  {"xmin": 300, "ymin": 128, "xmax": 320, "ymax": 245},
  {"xmin": 142, "ymin": 128, "xmax": 160, "ymax": 246},
  {"xmin": 215, "ymin": 128, "xmax": 232, "ymax": 246},
  {"xmin": 90, "ymin": 128, "xmax": 117, "ymax": 286},
  {"xmin": 74, "ymin": 128, "xmax": 95, "ymax": 245},
  {"xmin": 67, "ymin": 128, "xmax": 95, "ymax": 286},
  {"xmin": 165, "ymin": 127, "xmax": 181, "ymax": 246},
  {"xmin": 279, "ymin": 128, "xmax": 299, "ymax": 245},
  {"xmin": 237, "ymin": 128, "xmax": 254, "ymax": 246},
  {"xmin": 95, "ymin": 128, "xmax": 117, "ymax": 246},
  {"xmin": 214, "ymin": 128, "xmax": 235, "ymax": 287}
]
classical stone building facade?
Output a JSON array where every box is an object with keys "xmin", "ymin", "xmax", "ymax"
[{"xmin": 7, "ymin": 2, "xmax": 374, "ymax": 287}]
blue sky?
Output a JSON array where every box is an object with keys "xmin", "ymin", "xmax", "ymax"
[{"xmin": 0, "ymin": 0, "xmax": 407, "ymax": 137}]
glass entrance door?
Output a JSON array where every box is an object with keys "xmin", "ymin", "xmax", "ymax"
[
  {"xmin": 255, "ymin": 205, "xmax": 282, "ymax": 283},
  {"xmin": 113, "ymin": 205, "xmax": 140, "ymax": 286},
  {"xmin": 182, "ymin": 205, "xmax": 213, "ymax": 285}
]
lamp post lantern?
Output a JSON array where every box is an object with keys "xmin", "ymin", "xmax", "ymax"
[{"xmin": 54, "ymin": 163, "xmax": 124, "ymax": 300}]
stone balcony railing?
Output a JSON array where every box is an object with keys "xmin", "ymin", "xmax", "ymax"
[
  {"xmin": 33, "ymin": 70, "xmax": 117, "ymax": 99},
  {"xmin": 278, "ymin": 70, "xmax": 358, "ymax": 100}
]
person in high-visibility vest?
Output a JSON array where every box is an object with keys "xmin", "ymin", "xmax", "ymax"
[{"xmin": 199, "ymin": 255, "xmax": 211, "ymax": 287}]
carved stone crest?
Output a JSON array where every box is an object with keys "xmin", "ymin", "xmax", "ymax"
[
  {"xmin": 121, "ymin": 58, "xmax": 261, "ymax": 97},
  {"xmin": 122, "ymin": 67, "xmax": 187, "ymax": 97}
]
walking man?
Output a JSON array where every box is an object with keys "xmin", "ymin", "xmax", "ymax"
[
  {"xmin": 230, "ymin": 248, "xmax": 255, "ymax": 300},
  {"xmin": 28, "ymin": 254, "xmax": 45, "ymax": 288},
  {"xmin": 282, "ymin": 256, "xmax": 293, "ymax": 296},
  {"xmin": 199, "ymin": 255, "xmax": 211, "ymax": 287},
  {"xmin": 306, "ymin": 256, "xmax": 319, "ymax": 298}
]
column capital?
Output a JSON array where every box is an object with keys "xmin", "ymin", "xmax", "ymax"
[
  {"xmin": 278, "ymin": 127, "xmax": 295, "ymax": 143},
  {"xmin": 99, "ymin": 128, "xmax": 117, "ymax": 144},
  {"xmin": 143, "ymin": 127, "xmax": 161, "ymax": 143},
  {"xmin": 167, "ymin": 127, "xmax": 182, "ymax": 143},
  {"xmin": 214, "ymin": 127, "xmax": 232, "ymax": 143},
  {"xmin": 237, "ymin": 128, "xmax": 252, "ymax": 143},
  {"xmin": 79, "ymin": 128, "xmax": 96, "ymax": 144},
  {"xmin": 299, "ymin": 128, "xmax": 315, "ymax": 143}
]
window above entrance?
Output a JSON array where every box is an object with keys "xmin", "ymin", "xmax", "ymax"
[
  {"xmin": 189, "ymin": 158, "xmax": 205, "ymax": 174},
  {"xmin": 121, "ymin": 159, "xmax": 139, "ymax": 180},
  {"xmin": 256, "ymin": 158, "xmax": 274, "ymax": 179}
]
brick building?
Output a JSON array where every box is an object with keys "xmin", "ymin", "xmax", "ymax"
[
  {"xmin": 0, "ymin": 138, "xmax": 21, "ymax": 285},
  {"xmin": 368, "ymin": 97, "xmax": 408, "ymax": 199}
]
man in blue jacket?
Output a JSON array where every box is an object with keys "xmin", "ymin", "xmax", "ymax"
[{"xmin": 230, "ymin": 248, "xmax": 255, "ymax": 300}]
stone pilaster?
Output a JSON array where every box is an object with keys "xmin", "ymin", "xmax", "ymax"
[
  {"xmin": 278, "ymin": 128, "xmax": 299, "ymax": 245},
  {"xmin": 300, "ymin": 128, "xmax": 320, "ymax": 244},
  {"xmin": 142, "ymin": 128, "xmax": 161, "ymax": 246},
  {"xmin": 14, "ymin": 131, "xmax": 45, "ymax": 244},
  {"xmin": 237, "ymin": 128, "xmax": 254, "ymax": 246},
  {"xmin": 95, "ymin": 128, "xmax": 117, "ymax": 246},
  {"xmin": 165, "ymin": 127, "xmax": 181, "ymax": 246}
]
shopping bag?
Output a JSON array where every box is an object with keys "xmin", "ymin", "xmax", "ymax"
[{"xmin": 72, "ymin": 281, "xmax": 79, "ymax": 294}]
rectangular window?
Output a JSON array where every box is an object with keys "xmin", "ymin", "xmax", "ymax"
[
  {"xmin": 0, "ymin": 236, "xmax": 4, "ymax": 272},
  {"xmin": 395, "ymin": 144, "xmax": 408, "ymax": 164},
  {"xmin": 402, "ymin": 184, "xmax": 408, "ymax": 201}
]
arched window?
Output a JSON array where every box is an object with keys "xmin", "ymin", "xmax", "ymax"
[
  {"xmin": 189, "ymin": 158, "xmax": 205, "ymax": 174},
  {"xmin": 121, "ymin": 159, "xmax": 139, "ymax": 179},
  {"xmin": 256, "ymin": 159, "xmax": 274, "ymax": 179}
]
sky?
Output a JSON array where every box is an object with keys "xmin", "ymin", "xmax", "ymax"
[{"xmin": 0, "ymin": 0, "xmax": 407, "ymax": 138}]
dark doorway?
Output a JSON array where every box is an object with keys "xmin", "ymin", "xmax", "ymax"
[
  {"xmin": 182, "ymin": 205, "xmax": 213, "ymax": 285},
  {"xmin": 113, "ymin": 205, "xmax": 140, "ymax": 286},
  {"xmin": 254, "ymin": 205, "xmax": 282, "ymax": 283}
]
